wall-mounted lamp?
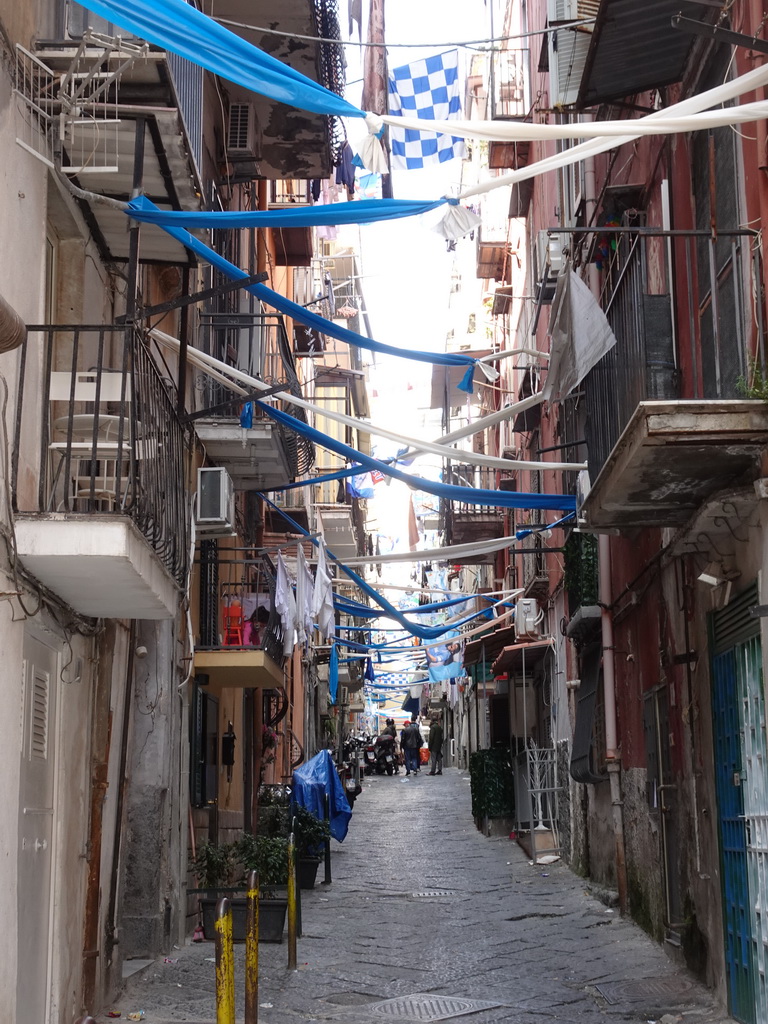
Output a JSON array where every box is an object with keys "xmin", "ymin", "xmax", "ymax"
[{"xmin": 697, "ymin": 561, "xmax": 741, "ymax": 588}]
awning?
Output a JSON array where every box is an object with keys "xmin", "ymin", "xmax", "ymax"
[
  {"xmin": 464, "ymin": 623, "xmax": 517, "ymax": 667},
  {"xmin": 492, "ymin": 638, "xmax": 553, "ymax": 676}
]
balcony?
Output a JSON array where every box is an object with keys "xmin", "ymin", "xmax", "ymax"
[
  {"xmin": 22, "ymin": 19, "xmax": 202, "ymax": 265},
  {"xmin": 192, "ymin": 311, "xmax": 315, "ymax": 491},
  {"xmin": 487, "ymin": 47, "xmax": 531, "ymax": 170},
  {"xmin": 215, "ymin": 0, "xmax": 344, "ymax": 180},
  {"xmin": 560, "ymin": 225, "xmax": 768, "ymax": 530},
  {"xmin": 576, "ymin": 0, "xmax": 717, "ymax": 109},
  {"xmin": 444, "ymin": 467, "xmax": 506, "ymax": 557},
  {"xmin": 11, "ymin": 326, "xmax": 188, "ymax": 619},
  {"xmin": 193, "ymin": 549, "xmax": 286, "ymax": 691}
]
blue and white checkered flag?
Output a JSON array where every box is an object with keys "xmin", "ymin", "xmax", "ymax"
[{"xmin": 387, "ymin": 50, "xmax": 466, "ymax": 170}]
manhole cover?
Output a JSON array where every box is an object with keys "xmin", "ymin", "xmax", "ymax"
[
  {"xmin": 595, "ymin": 977, "xmax": 695, "ymax": 1005},
  {"xmin": 412, "ymin": 891, "xmax": 457, "ymax": 898},
  {"xmin": 369, "ymin": 993, "xmax": 501, "ymax": 1021}
]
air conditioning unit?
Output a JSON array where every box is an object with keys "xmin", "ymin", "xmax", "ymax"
[
  {"xmin": 515, "ymin": 598, "xmax": 542, "ymax": 639},
  {"xmin": 537, "ymin": 230, "xmax": 565, "ymax": 276},
  {"xmin": 227, "ymin": 102, "xmax": 259, "ymax": 158},
  {"xmin": 196, "ymin": 467, "xmax": 235, "ymax": 534}
]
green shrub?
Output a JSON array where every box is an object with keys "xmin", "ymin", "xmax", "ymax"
[
  {"xmin": 192, "ymin": 839, "xmax": 237, "ymax": 888},
  {"xmin": 469, "ymin": 748, "xmax": 515, "ymax": 820}
]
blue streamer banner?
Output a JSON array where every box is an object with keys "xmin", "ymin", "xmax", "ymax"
[
  {"xmin": 136, "ymin": 197, "xmax": 480, "ymax": 393},
  {"xmin": 78, "ymin": 0, "xmax": 363, "ymax": 118},
  {"xmin": 259, "ymin": 402, "xmax": 577, "ymax": 513},
  {"xmin": 126, "ymin": 197, "xmax": 450, "ymax": 229}
]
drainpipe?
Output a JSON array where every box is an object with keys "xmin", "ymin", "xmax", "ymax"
[
  {"xmin": 82, "ymin": 625, "xmax": 115, "ymax": 1011},
  {"xmin": 599, "ymin": 535, "xmax": 627, "ymax": 914},
  {"xmin": 584, "ymin": 144, "xmax": 628, "ymax": 913}
]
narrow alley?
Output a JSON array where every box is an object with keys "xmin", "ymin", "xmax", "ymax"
[{"xmin": 105, "ymin": 770, "xmax": 735, "ymax": 1024}]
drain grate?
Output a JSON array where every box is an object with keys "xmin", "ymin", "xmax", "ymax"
[
  {"xmin": 368, "ymin": 993, "xmax": 501, "ymax": 1022},
  {"xmin": 412, "ymin": 891, "xmax": 457, "ymax": 898},
  {"xmin": 594, "ymin": 977, "xmax": 695, "ymax": 1005}
]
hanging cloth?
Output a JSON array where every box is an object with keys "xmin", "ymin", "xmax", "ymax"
[
  {"xmin": 275, "ymin": 552, "xmax": 297, "ymax": 657},
  {"xmin": 311, "ymin": 538, "xmax": 335, "ymax": 641},
  {"xmin": 295, "ymin": 544, "xmax": 315, "ymax": 647}
]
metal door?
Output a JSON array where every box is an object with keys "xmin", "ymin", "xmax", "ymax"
[
  {"xmin": 738, "ymin": 636, "xmax": 768, "ymax": 1024},
  {"xmin": 17, "ymin": 635, "xmax": 58, "ymax": 1024},
  {"xmin": 712, "ymin": 645, "xmax": 754, "ymax": 1023}
]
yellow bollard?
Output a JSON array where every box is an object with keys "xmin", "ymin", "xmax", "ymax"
[
  {"xmin": 245, "ymin": 869, "xmax": 259, "ymax": 1024},
  {"xmin": 214, "ymin": 897, "xmax": 235, "ymax": 1024},
  {"xmin": 287, "ymin": 832, "xmax": 297, "ymax": 970}
]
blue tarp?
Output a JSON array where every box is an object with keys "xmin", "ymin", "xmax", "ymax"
[
  {"xmin": 134, "ymin": 196, "xmax": 479, "ymax": 392},
  {"xmin": 78, "ymin": 0, "xmax": 363, "ymax": 118},
  {"xmin": 293, "ymin": 750, "xmax": 351, "ymax": 842},
  {"xmin": 126, "ymin": 196, "xmax": 450, "ymax": 229}
]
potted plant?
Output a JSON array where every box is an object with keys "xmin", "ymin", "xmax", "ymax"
[
  {"xmin": 233, "ymin": 833, "xmax": 290, "ymax": 942},
  {"xmin": 192, "ymin": 835, "xmax": 289, "ymax": 943},
  {"xmin": 254, "ymin": 802, "xmax": 330, "ymax": 889},
  {"xmin": 292, "ymin": 805, "xmax": 330, "ymax": 889},
  {"xmin": 192, "ymin": 839, "xmax": 237, "ymax": 894}
]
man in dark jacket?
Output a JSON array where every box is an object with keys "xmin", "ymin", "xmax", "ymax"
[
  {"xmin": 401, "ymin": 715, "xmax": 423, "ymax": 776},
  {"xmin": 428, "ymin": 716, "xmax": 444, "ymax": 775}
]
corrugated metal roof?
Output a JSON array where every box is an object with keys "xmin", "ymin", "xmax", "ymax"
[{"xmin": 578, "ymin": 0, "xmax": 717, "ymax": 108}]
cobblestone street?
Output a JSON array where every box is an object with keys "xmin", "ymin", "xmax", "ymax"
[{"xmin": 104, "ymin": 768, "xmax": 737, "ymax": 1024}]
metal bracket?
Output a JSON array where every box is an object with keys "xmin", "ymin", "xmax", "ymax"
[
  {"xmin": 117, "ymin": 271, "xmax": 269, "ymax": 323},
  {"xmin": 182, "ymin": 379, "xmax": 290, "ymax": 423},
  {"xmin": 671, "ymin": 14, "xmax": 768, "ymax": 55}
]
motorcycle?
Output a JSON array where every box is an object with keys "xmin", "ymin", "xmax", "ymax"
[
  {"xmin": 363, "ymin": 737, "xmax": 378, "ymax": 776},
  {"xmin": 373, "ymin": 734, "xmax": 399, "ymax": 776}
]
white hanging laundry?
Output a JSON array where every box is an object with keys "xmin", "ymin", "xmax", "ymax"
[
  {"xmin": 311, "ymin": 538, "xmax": 335, "ymax": 641},
  {"xmin": 275, "ymin": 552, "xmax": 297, "ymax": 657},
  {"xmin": 295, "ymin": 544, "xmax": 315, "ymax": 646}
]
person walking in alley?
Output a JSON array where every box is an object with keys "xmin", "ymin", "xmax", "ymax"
[
  {"xmin": 401, "ymin": 715, "xmax": 423, "ymax": 775},
  {"xmin": 428, "ymin": 715, "xmax": 444, "ymax": 775}
]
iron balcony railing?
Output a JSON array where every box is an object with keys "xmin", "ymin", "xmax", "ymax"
[
  {"xmin": 442, "ymin": 466, "xmax": 505, "ymax": 547},
  {"xmin": 197, "ymin": 304, "xmax": 315, "ymax": 480},
  {"xmin": 488, "ymin": 47, "xmax": 531, "ymax": 121},
  {"xmin": 551, "ymin": 225, "xmax": 765, "ymax": 483},
  {"xmin": 12, "ymin": 324, "xmax": 189, "ymax": 587},
  {"xmin": 195, "ymin": 546, "xmax": 285, "ymax": 666}
]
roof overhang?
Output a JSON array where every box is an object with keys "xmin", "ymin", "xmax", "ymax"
[
  {"xmin": 577, "ymin": 0, "xmax": 713, "ymax": 109},
  {"xmin": 464, "ymin": 623, "xmax": 517, "ymax": 667},
  {"xmin": 492, "ymin": 638, "xmax": 553, "ymax": 676},
  {"xmin": 580, "ymin": 401, "xmax": 768, "ymax": 531}
]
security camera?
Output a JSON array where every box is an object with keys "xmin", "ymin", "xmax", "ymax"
[{"xmin": 135, "ymin": 645, "xmax": 148, "ymax": 659}]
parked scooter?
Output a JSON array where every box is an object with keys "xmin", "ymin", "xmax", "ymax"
[
  {"xmin": 362, "ymin": 735, "xmax": 378, "ymax": 776},
  {"xmin": 373, "ymin": 733, "xmax": 399, "ymax": 776},
  {"xmin": 340, "ymin": 735, "xmax": 364, "ymax": 806}
]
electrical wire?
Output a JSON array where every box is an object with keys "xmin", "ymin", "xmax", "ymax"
[{"xmin": 211, "ymin": 17, "xmax": 597, "ymax": 51}]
